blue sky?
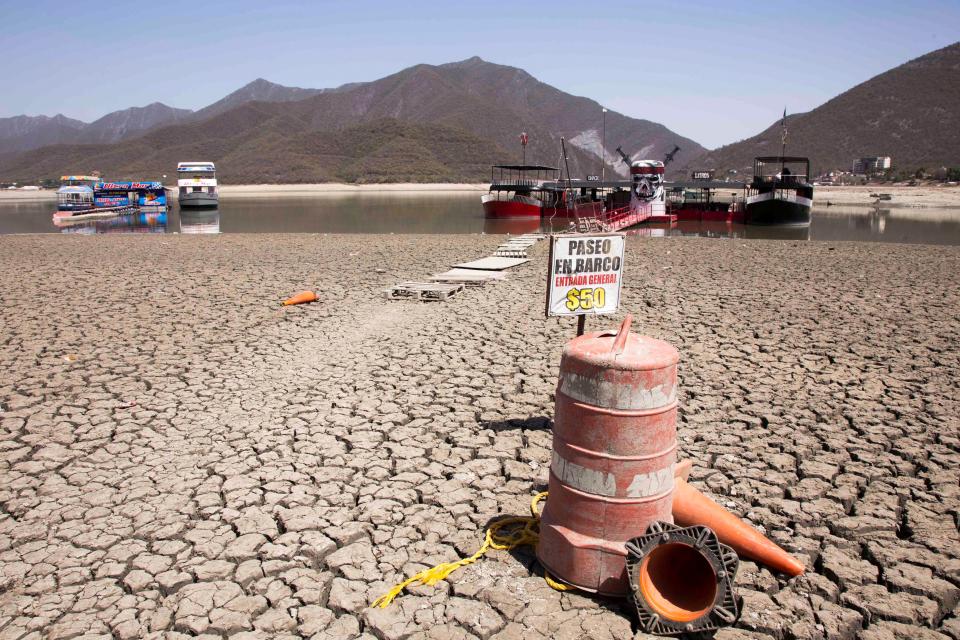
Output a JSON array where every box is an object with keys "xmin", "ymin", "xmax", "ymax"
[{"xmin": 1, "ymin": 0, "xmax": 957, "ymax": 148}]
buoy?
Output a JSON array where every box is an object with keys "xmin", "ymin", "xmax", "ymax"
[
  {"xmin": 672, "ymin": 478, "xmax": 804, "ymax": 577},
  {"xmin": 282, "ymin": 291, "xmax": 318, "ymax": 306}
]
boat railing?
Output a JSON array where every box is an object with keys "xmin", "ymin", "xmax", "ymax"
[{"xmin": 490, "ymin": 178, "xmax": 543, "ymax": 188}]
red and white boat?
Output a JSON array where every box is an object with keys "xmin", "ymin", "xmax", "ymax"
[{"xmin": 481, "ymin": 164, "xmax": 565, "ymax": 218}]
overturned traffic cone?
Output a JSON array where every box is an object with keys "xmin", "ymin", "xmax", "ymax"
[
  {"xmin": 626, "ymin": 521, "xmax": 741, "ymax": 636},
  {"xmin": 672, "ymin": 478, "xmax": 805, "ymax": 577},
  {"xmin": 282, "ymin": 291, "xmax": 318, "ymax": 306}
]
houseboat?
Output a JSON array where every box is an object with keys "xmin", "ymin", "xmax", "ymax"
[
  {"xmin": 177, "ymin": 162, "xmax": 219, "ymax": 208},
  {"xmin": 743, "ymin": 156, "xmax": 813, "ymax": 225},
  {"xmin": 56, "ymin": 175, "xmax": 100, "ymax": 212}
]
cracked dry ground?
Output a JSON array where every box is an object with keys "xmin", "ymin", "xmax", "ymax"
[{"xmin": 0, "ymin": 233, "xmax": 958, "ymax": 640}]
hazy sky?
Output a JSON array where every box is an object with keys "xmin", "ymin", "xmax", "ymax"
[{"xmin": 2, "ymin": 0, "xmax": 957, "ymax": 149}]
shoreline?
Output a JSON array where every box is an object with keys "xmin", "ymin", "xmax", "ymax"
[{"xmin": 2, "ymin": 183, "xmax": 958, "ymax": 208}]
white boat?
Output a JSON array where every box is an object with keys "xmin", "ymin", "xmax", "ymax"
[{"xmin": 177, "ymin": 161, "xmax": 219, "ymax": 208}]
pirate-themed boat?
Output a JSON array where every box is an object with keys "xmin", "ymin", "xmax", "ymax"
[{"xmin": 743, "ymin": 156, "xmax": 813, "ymax": 225}]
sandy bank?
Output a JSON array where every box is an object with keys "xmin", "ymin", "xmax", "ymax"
[{"xmin": 817, "ymin": 184, "xmax": 960, "ymax": 207}]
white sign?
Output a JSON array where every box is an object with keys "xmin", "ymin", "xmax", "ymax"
[{"xmin": 546, "ymin": 233, "xmax": 625, "ymax": 317}]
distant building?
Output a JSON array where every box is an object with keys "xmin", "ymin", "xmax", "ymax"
[{"xmin": 852, "ymin": 156, "xmax": 892, "ymax": 175}]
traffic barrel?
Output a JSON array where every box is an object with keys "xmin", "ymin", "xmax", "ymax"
[{"xmin": 537, "ymin": 314, "xmax": 680, "ymax": 595}]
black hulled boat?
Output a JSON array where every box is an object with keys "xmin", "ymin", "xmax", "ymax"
[{"xmin": 744, "ymin": 156, "xmax": 813, "ymax": 225}]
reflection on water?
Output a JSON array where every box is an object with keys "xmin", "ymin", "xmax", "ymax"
[
  {"xmin": 179, "ymin": 209, "xmax": 220, "ymax": 234},
  {"xmin": 0, "ymin": 195, "xmax": 958, "ymax": 245},
  {"xmin": 54, "ymin": 211, "xmax": 168, "ymax": 234}
]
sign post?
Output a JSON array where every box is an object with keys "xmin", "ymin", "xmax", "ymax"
[{"xmin": 546, "ymin": 233, "xmax": 626, "ymax": 336}]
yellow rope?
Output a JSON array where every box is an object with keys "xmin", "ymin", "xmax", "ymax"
[{"xmin": 371, "ymin": 491, "xmax": 573, "ymax": 608}]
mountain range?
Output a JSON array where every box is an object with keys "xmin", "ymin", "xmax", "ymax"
[
  {"xmin": 680, "ymin": 42, "xmax": 960, "ymax": 177},
  {"xmin": 0, "ymin": 58, "xmax": 705, "ymax": 183},
  {"xmin": 1, "ymin": 44, "xmax": 957, "ymax": 184}
]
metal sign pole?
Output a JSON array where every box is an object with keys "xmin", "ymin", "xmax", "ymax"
[{"xmin": 577, "ymin": 315, "xmax": 586, "ymax": 337}]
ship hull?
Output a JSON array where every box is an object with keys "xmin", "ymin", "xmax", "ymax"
[
  {"xmin": 744, "ymin": 191, "xmax": 812, "ymax": 226},
  {"xmin": 179, "ymin": 192, "xmax": 219, "ymax": 208},
  {"xmin": 482, "ymin": 198, "xmax": 542, "ymax": 219}
]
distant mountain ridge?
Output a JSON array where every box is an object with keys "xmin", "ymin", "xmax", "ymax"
[
  {"xmin": 0, "ymin": 58, "xmax": 706, "ymax": 183},
  {"xmin": 681, "ymin": 42, "xmax": 960, "ymax": 176},
  {"xmin": 77, "ymin": 103, "xmax": 194, "ymax": 145},
  {"xmin": 191, "ymin": 78, "xmax": 328, "ymax": 120},
  {"xmin": 0, "ymin": 78, "xmax": 329, "ymax": 155},
  {"xmin": 0, "ymin": 114, "xmax": 86, "ymax": 154}
]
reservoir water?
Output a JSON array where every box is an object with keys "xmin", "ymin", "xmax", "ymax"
[{"xmin": 1, "ymin": 194, "xmax": 959, "ymax": 245}]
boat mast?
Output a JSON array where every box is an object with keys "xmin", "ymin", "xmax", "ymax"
[
  {"xmin": 560, "ymin": 137, "xmax": 574, "ymax": 213},
  {"xmin": 779, "ymin": 107, "xmax": 788, "ymax": 176}
]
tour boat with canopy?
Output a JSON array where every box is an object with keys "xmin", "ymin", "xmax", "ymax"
[
  {"xmin": 481, "ymin": 164, "xmax": 564, "ymax": 218},
  {"xmin": 743, "ymin": 156, "xmax": 813, "ymax": 225},
  {"xmin": 56, "ymin": 175, "xmax": 100, "ymax": 212}
]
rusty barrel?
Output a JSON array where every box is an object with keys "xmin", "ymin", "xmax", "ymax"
[{"xmin": 537, "ymin": 314, "xmax": 679, "ymax": 595}]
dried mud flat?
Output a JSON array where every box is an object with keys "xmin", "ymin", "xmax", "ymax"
[{"xmin": 0, "ymin": 234, "xmax": 958, "ymax": 640}]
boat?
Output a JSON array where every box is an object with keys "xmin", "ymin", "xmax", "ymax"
[
  {"xmin": 177, "ymin": 161, "xmax": 219, "ymax": 208},
  {"xmin": 56, "ymin": 175, "xmax": 100, "ymax": 212},
  {"xmin": 743, "ymin": 156, "xmax": 814, "ymax": 226},
  {"xmin": 667, "ymin": 182, "xmax": 745, "ymax": 224},
  {"xmin": 481, "ymin": 165, "xmax": 564, "ymax": 218}
]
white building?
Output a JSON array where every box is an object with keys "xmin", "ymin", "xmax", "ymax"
[{"xmin": 852, "ymin": 156, "xmax": 892, "ymax": 175}]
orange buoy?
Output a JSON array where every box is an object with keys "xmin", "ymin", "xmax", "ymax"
[
  {"xmin": 672, "ymin": 478, "xmax": 805, "ymax": 577},
  {"xmin": 282, "ymin": 291, "xmax": 318, "ymax": 306}
]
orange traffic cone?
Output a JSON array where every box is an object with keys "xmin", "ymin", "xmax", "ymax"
[
  {"xmin": 282, "ymin": 291, "xmax": 318, "ymax": 306},
  {"xmin": 672, "ymin": 478, "xmax": 805, "ymax": 577}
]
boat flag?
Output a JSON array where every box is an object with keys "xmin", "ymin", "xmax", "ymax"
[{"xmin": 520, "ymin": 132, "xmax": 528, "ymax": 147}]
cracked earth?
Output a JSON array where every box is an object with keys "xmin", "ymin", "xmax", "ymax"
[{"xmin": 0, "ymin": 234, "xmax": 958, "ymax": 640}]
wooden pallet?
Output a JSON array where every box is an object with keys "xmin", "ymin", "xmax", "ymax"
[
  {"xmin": 384, "ymin": 281, "xmax": 464, "ymax": 301},
  {"xmin": 430, "ymin": 268, "xmax": 505, "ymax": 286},
  {"xmin": 493, "ymin": 247, "xmax": 528, "ymax": 258}
]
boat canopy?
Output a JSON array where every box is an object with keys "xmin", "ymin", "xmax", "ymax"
[
  {"xmin": 491, "ymin": 164, "xmax": 558, "ymax": 171},
  {"xmin": 489, "ymin": 164, "xmax": 559, "ymax": 189},
  {"xmin": 754, "ymin": 156, "xmax": 809, "ymax": 164},
  {"xmin": 177, "ymin": 162, "xmax": 216, "ymax": 172}
]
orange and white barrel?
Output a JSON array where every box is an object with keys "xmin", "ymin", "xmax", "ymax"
[{"xmin": 537, "ymin": 314, "xmax": 679, "ymax": 595}]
